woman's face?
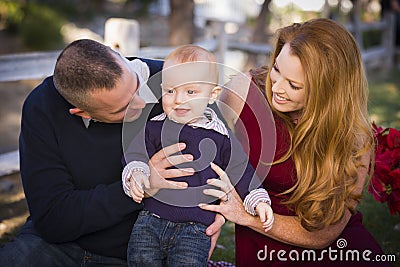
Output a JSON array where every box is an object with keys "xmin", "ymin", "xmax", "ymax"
[{"xmin": 269, "ymin": 43, "xmax": 305, "ymax": 121}]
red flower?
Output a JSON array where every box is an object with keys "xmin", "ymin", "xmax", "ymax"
[
  {"xmin": 373, "ymin": 123, "xmax": 388, "ymax": 146},
  {"xmin": 387, "ymin": 128, "xmax": 400, "ymax": 149},
  {"xmin": 369, "ymin": 123, "xmax": 400, "ymax": 215}
]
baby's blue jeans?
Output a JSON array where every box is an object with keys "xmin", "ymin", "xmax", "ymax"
[{"xmin": 128, "ymin": 209, "xmax": 211, "ymax": 267}]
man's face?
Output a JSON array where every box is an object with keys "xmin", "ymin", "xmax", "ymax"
[{"xmin": 85, "ymin": 54, "xmax": 146, "ymax": 123}]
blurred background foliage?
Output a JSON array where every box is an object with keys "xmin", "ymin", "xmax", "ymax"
[
  {"xmin": 0, "ymin": 0, "xmax": 157, "ymax": 50},
  {"xmin": 368, "ymin": 68, "xmax": 400, "ymax": 129},
  {"xmin": 0, "ymin": 0, "xmax": 390, "ymax": 51}
]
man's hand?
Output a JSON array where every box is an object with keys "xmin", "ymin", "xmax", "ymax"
[{"xmin": 145, "ymin": 143, "xmax": 195, "ymax": 196}]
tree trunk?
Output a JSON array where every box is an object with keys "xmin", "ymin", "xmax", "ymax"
[
  {"xmin": 169, "ymin": 0, "xmax": 195, "ymax": 46},
  {"xmin": 252, "ymin": 0, "xmax": 272, "ymax": 43},
  {"xmin": 245, "ymin": 0, "xmax": 272, "ymax": 69}
]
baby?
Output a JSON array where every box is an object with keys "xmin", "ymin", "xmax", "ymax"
[{"xmin": 122, "ymin": 44, "xmax": 273, "ymax": 266}]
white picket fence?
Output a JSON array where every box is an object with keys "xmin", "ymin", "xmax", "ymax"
[{"xmin": 0, "ymin": 15, "xmax": 398, "ymax": 177}]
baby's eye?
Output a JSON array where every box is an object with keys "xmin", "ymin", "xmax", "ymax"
[
  {"xmin": 166, "ymin": 89, "xmax": 175, "ymax": 94},
  {"xmin": 187, "ymin": 90, "xmax": 195, "ymax": 95}
]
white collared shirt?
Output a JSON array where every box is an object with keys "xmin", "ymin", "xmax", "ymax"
[{"xmin": 150, "ymin": 107, "xmax": 229, "ymax": 137}]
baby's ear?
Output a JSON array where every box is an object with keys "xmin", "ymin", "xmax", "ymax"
[{"xmin": 208, "ymin": 86, "xmax": 222, "ymax": 104}]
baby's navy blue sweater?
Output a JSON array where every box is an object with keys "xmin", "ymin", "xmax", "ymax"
[{"xmin": 125, "ymin": 118, "xmax": 258, "ymax": 226}]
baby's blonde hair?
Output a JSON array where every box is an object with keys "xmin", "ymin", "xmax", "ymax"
[{"xmin": 164, "ymin": 45, "xmax": 218, "ymax": 84}]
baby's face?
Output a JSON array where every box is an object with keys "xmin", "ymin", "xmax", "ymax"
[
  {"xmin": 161, "ymin": 60, "xmax": 219, "ymax": 124},
  {"xmin": 162, "ymin": 82, "xmax": 215, "ymax": 124}
]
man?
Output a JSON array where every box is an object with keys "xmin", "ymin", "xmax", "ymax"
[{"xmin": 0, "ymin": 39, "xmax": 223, "ymax": 266}]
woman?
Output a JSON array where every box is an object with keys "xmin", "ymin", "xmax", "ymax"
[{"xmin": 201, "ymin": 18, "xmax": 391, "ymax": 266}]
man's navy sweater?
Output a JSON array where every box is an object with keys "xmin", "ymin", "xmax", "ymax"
[{"xmin": 19, "ymin": 58, "xmax": 163, "ymax": 259}]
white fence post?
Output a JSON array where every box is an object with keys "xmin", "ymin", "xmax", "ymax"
[
  {"xmin": 104, "ymin": 18, "xmax": 140, "ymax": 56},
  {"xmin": 383, "ymin": 13, "xmax": 396, "ymax": 68},
  {"xmin": 212, "ymin": 20, "xmax": 227, "ymax": 64}
]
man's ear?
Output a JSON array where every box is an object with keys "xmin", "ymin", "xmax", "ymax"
[
  {"xmin": 208, "ymin": 86, "xmax": 222, "ymax": 105},
  {"xmin": 69, "ymin": 108, "xmax": 91, "ymax": 119}
]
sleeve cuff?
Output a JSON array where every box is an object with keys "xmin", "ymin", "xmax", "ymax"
[
  {"xmin": 243, "ymin": 188, "xmax": 271, "ymax": 216},
  {"xmin": 122, "ymin": 161, "xmax": 150, "ymax": 197}
]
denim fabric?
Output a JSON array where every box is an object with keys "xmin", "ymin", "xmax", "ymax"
[
  {"xmin": 128, "ymin": 210, "xmax": 211, "ymax": 267},
  {"xmin": 0, "ymin": 220, "xmax": 127, "ymax": 267}
]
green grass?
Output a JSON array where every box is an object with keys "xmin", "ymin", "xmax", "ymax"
[
  {"xmin": 368, "ymin": 68, "xmax": 400, "ymax": 129},
  {"xmin": 210, "ymin": 221, "xmax": 236, "ymax": 263},
  {"xmin": 358, "ymin": 191, "xmax": 400, "ymax": 262}
]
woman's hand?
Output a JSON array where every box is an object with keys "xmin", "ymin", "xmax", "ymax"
[
  {"xmin": 199, "ymin": 163, "xmax": 254, "ymax": 226},
  {"xmin": 199, "ymin": 163, "xmax": 351, "ymax": 249}
]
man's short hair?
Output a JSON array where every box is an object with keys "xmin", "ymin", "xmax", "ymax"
[{"xmin": 53, "ymin": 39, "xmax": 123, "ymax": 111}]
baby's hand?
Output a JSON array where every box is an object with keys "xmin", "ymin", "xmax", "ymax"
[
  {"xmin": 129, "ymin": 170, "xmax": 150, "ymax": 203},
  {"xmin": 255, "ymin": 202, "xmax": 274, "ymax": 232}
]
